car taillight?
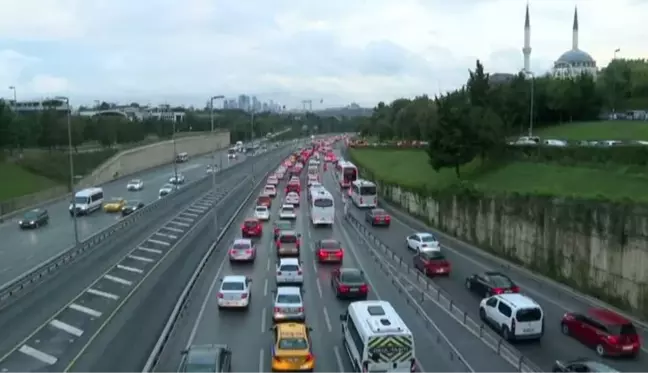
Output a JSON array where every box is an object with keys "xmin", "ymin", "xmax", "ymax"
[
  {"xmin": 563, "ymin": 313, "xmax": 573, "ymax": 320},
  {"xmin": 274, "ymin": 307, "xmax": 281, "ymax": 313},
  {"xmin": 241, "ymin": 293, "xmax": 248, "ymax": 299},
  {"xmin": 335, "ymin": 250, "xmax": 343, "ymax": 257},
  {"xmin": 360, "ymin": 197, "xmax": 363, "ymax": 204},
  {"xmin": 245, "ymin": 249, "xmax": 253, "ymax": 254},
  {"xmin": 240, "ymin": 224, "xmax": 245, "ymax": 229},
  {"xmin": 318, "ymin": 250, "xmax": 326, "ymax": 257},
  {"xmin": 339, "ymin": 285, "xmax": 350, "ymax": 292},
  {"xmin": 277, "ymin": 271, "xmax": 282, "ymax": 275},
  {"xmin": 385, "ymin": 216, "xmax": 390, "ymax": 221},
  {"xmin": 360, "ymin": 284, "xmax": 368, "ymax": 293},
  {"xmin": 493, "ymin": 288, "xmax": 504, "ymax": 294},
  {"xmin": 305, "ymin": 353, "xmax": 313, "ymax": 362},
  {"xmin": 607, "ymin": 335, "xmax": 619, "ymax": 345},
  {"xmin": 229, "ymin": 249, "xmax": 235, "ymax": 255},
  {"xmin": 217, "ymin": 292, "xmax": 224, "ymax": 298},
  {"xmin": 297, "ymin": 270, "xmax": 302, "ymax": 275},
  {"xmin": 510, "ymin": 286, "xmax": 520, "ymax": 293},
  {"xmin": 374, "ymin": 217, "xmax": 379, "ymax": 223},
  {"xmin": 297, "ymin": 307, "xmax": 304, "ymax": 312}
]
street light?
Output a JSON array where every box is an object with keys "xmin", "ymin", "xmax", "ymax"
[
  {"xmin": 209, "ymin": 95, "xmax": 224, "ymax": 232},
  {"xmin": 524, "ymin": 70, "xmax": 535, "ymax": 137},
  {"xmin": 55, "ymin": 96, "xmax": 79, "ymax": 245},
  {"xmin": 249, "ymin": 107, "xmax": 256, "ymax": 181},
  {"xmin": 612, "ymin": 48, "xmax": 620, "ymax": 115}
]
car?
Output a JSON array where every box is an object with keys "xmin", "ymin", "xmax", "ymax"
[
  {"xmin": 279, "ymin": 204, "xmax": 297, "ymax": 219},
  {"xmin": 263, "ymin": 185, "xmax": 277, "ymax": 197},
  {"xmin": 365, "ymin": 208, "xmax": 391, "ymax": 226},
  {"xmin": 315, "ymin": 239, "xmax": 344, "ymax": 263},
  {"xmin": 180, "ymin": 344, "xmax": 232, "ymax": 372},
  {"xmin": 289, "ymin": 176, "xmax": 300, "ymax": 183},
  {"xmin": 18, "ymin": 208, "xmax": 49, "ymax": 229},
  {"xmin": 307, "ymin": 174, "xmax": 319, "ymax": 186},
  {"xmin": 274, "ymin": 220, "xmax": 294, "ymax": 240},
  {"xmin": 217, "ymin": 275, "xmax": 251, "ymax": 309},
  {"xmin": 126, "ymin": 179, "xmax": 144, "ymax": 191},
  {"xmin": 286, "ymin": 180, "xmax": 300, "ymax": 194},
  {"xmin": 121, "ymin": 200, "xmax": 145, "ymax": 216},
  {"xmin": 206, "ymin": 164, "xmax": 217, "ymax": 174},
  {"xmin": 276, "ymin": 230, "xmax": 301, "ymax": 257},
  {"xmin": 254, "ymin": 205, "xmax": 270, "ymax": 221},
  {"xmin": 241, "ymin": 218, "xmax": 262, "ymax": 237},
  {"xmin": 270, "ymin": 322, "xmax": 315, "ymax": 372},
  {"xmin": 284, "ymin": 192, "xmax": 300, "ymax": 206},
  {"xmin": 561, "ymin": 308, "xmax": 641, "ymax": 357},
  {"xmin": 229, "ymin": 239, "xmax": 256, "ymax": 262},
  {"xmin": 552, "ymin": 358, "xmax": 619, "ymax": 372},
  {"xmin": 272, "ymin": 286, "xmax": 305, "ymax": 322},
  {"xmin": 159, "ymin": 183, "xmax": 176, "ymax": 198},
  {"xmin": 479, "ymin": 293, "xmax": 544, "ymax": 341},
  {"xmin": 267, "ymin": 175, "xmax": 279, "ymax": 186},
  {"xmin": 257, "ymin": 195, "xmax": 272, "ymax": 208},
  {"xmin": 330, "ymin": 268, "xmax": 368, "ymax": 299},
  {"xmin": 406, "ymin": 232, "xmax": 440, "ymax": 252},
  {"xmin": 465, "ymin": 271, "xmax": 519, "ymax": 297},
  {"xmin": 414, "ymin": 250, "xmax": 451, "ymax": 276},
  {"xmin": 276, "ymin": 258, "xmax": 303, "ymax": 285},
  {"xmin": 103, "ymin": 197, "xmax": 126, "ymax": 213},
  {"xmin": 169, "ymin": 174, "xmax": 186, "ymax": 184}
]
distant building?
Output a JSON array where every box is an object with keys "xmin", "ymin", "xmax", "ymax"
[
  {"xmin": 9, "ymin": 98, "xmax": 70, "ymax": 113},
  {"xmin": 78, "ymin": 104, "xmax": 185, "ymax": 122}
]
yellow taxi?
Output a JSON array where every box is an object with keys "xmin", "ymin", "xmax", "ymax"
[
  {"xmin": 271, "ymin": 322, "xmax": 314, "ymax": 372},
  {"xmin": 103, "ymin": 197, "xmax": 126, "ymax": 213}
]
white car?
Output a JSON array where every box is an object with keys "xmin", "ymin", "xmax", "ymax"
[
  {"xmin": 307, "ymin": 174, "xmax": 319, "ymax": 186},
  {"xmin": 406, "ymin": 232, "xmax": 440, "ymax": 252},
  {"xmin": 254, "ymin": 205, "xmax": 270, "ymax": 220},
  {"xmin": 273, "ymin": 286, "xmax": 305, "ymax": 321},
  {"xmin": 276, "ymin": 258, "xmax": 303, "ymax": 285},
  {"xmin": 217, "ymin": 275, "xmax": 251, "ymax": 309},
  {"xmin": 279, "ymin": 204, "xmax": 297, "ymax": 219},
  {"xmin": 263, "ymin": 185, "xmax": 277, "ymax": 197},
  {"xmin": 284, "ymin": 192, "xmax": 300, "ymax": 206},
  {"xmin": 267, "ymin": 175, "xmax": 279, "ymax": 186},
  {"xmin": 127, "ymin": 179, "xmax": 143, "ymax": 191},
  {"xmin": 158, "ymin": 184, "xmax": 175, "ymax": 198},
  {"xmin": 479, "ymin": 294, "xmax": 544, "ymax": 341},
  {"xmin": 169, "ymin": 174, "xmax": 185, "ymax": 184},
  {"xmin": 206, "ymin": 164, "xmax": 218, "ymax": 174},
  {"xmin": 229, "ymin": 239, "xmax": 256, "ymax": 262}
]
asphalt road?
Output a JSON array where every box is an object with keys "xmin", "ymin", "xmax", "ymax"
[
  {"xmin": 336, "ymin": 153, "xmax": 648, "ymax": 371},
  {"xmin": 153, "ymin": 162, "xmax": 515, "ymax": 372},
  {"xmin": 0, "ymin": 151, "xmax": 245, "ymax": 286}
]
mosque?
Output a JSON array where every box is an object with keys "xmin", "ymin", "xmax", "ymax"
[{"xmin": 523, "ymin": 5, "xmax": 598, "ymax": 79}]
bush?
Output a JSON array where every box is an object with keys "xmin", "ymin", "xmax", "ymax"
[
  {"xmin": 18, "ymin": 149, "xmax": 118, "ymax": 184},
  {"xmin": 506, "ymin": 145, "xmax": 648, "ymax": 166}
]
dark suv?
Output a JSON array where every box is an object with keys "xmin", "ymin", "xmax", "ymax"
[
  {"xmin": 179, "ymin": 344, "xmax": 232, "ymax": 372},
  {"xmin": 19, "ymin": 208, "xmax": 49, "ymax": 229}
]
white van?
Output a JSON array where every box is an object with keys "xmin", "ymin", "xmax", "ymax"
[
  {"xmin": 479, "ymin": 293, "xmax": 544, "ymax": 341},
  {"xmin": 69, "ymin": 187, "xmax": 104, "ymax": 216},
  {"xmin": 310, "ymin": 189, "xmax": 334, "ymax": 226},
  {"xmin": 350, "ymin": 179, "xmax": 377, "ymax": 208}
]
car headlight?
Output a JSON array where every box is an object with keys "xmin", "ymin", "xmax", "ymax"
[
  {"xmin": 18, "ymin": 220, "xmax": 23, "ymax": 224},
  {"xmin": 30, "ymin": 221, "xmax": 35, "ymax": 224}
]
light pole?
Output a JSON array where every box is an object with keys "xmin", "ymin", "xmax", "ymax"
[
  {"xmin": 612, "ymin": 48, "xmax": 620, "ymax": 115},
  {"xmin": 250, "ymin": 108, "xmax": 256, "ymax": 181},
  {"xmin": 525, "ymin": 70, "xmax": 535, "ymax": 137},
  {"xmin": 166, "ymin": 105, "xmax": 178, "ymax": 184},
  {"xmin": 8, "ymin": 86, "xmax": 16, "ymax": 106},
  {"xmin": 209, "ymin": 95, "xmax": 224, "ymax": 231},
  {"xmin": 56, "ymin": 96, "xmax": 79, "ymax": 245}
]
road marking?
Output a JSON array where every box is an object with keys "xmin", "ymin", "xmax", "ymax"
[
  {"xmin": 181, "ymin": 212, "xmax": 198, "ymax": 218},
  {"xmin": 68, "ymin": 303, "xmax": 102, "ymax": 318},
  {"xmin": 187, "ymin": 207, "xmax": 204, "ymax": 213},
  {"xmin": 154, "ymin": 232, "xmax": 177, "ymax": 239},
  {"xmin": 258, "ymin": 349, "xmax": 265, "ymax": 373},
  {"xmin": 266, "ymin": 258, "xmax": 270, "ymax": 271},
  {"xmin": 148, "ymin": 239, "xmax": 170, "ymax": 246},
  {"xmin": 116, "ymin": 264, "xmax": 143, "ymax": 273},
  {"xmin": 194, "ymin": 203, "xmax": 210, "ymax": 208},
  {"xmin": 176, "ymin": 216, "xmax": 194, "ymax": 222},
  {"xmin": 334, "ymin": 346, "xmax": 344, "ymax": 373},
  {"xmin": 18, "ymin": 345, "xmax": 57, "ymax": 365},
  {"xmin": 49, "ymin": 319, "xmax": 83, "ymax": 337},
  {"xmin": 261, "ymin": 307, "xmax": 267, "ymax": 333},
  {"xmin": 264, "ymin": 279, "xmax": 268, "ymax": 296},
  {"xmin": 128, "ymin": 254, "xmax": 155, "ymax": 263},
  {"xmin": 316, "ymin": 279, "xmax": 323, "ymax": 298},
  {"xmin": 323, "ymin": 307, "xmax": 332, "ymax": 332},
  {"xmin": 164, "ymin": 226, "xmax": 184, "ymax": 233},
  {"xmin": 311, "ymin": 258, "xmax": 317, "ymax": 272},
  {"xmin": 170, "ymin": 221, "xmax": 190, "ymax": 227},
  {"xmin": 137, "ymin": 247, "xmax": 162, "ymax": 255},
  {"xmin": 86, "ymin": 288, "xmax": 119, "ymax": 300},
  {"xmin": 104, "ymin": 274, "xmax": 133, "ymax": 286}
]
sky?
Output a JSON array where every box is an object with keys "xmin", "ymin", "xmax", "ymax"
[{"xmin": 0, "ymin": 0, "xmax": 645, "ymax": 109}]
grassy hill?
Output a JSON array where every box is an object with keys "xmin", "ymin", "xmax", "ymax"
[
  {"xmin": 536, "ymin": 120, "xmax": 648, "ymax": 141},
  {"xmin": 0, "ymin": 163, "xmax": 60, "ymax": 203}
]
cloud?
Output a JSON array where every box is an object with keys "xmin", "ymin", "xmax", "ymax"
[{"xmin": 0, "ymin": 0, "xmax": 644, "ymax": 108}]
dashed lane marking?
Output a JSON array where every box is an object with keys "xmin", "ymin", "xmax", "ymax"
[
  {"xmin": 154, "ymin": 232, "xmax": 177, "ymax": 239},
  {"xmin": 137, "ymin": 247, "xmax": 163, "ymax": 255},
  {"xmin": 86, "ymin": 288, "xmax": 119, "ymax": 300},
  {"xmin": 128, "ymin": 254, "xmax": 154, "ymax": 263},
  {"xmin": 187, "ymin": 208, "xmax": 204, "ymax": 213},
  {"xmin": 147, "ymin": 238, "xmax": 170, "ymax": 246},
  {"xmin": 164, "ymin": 226, "xmax": 184, "ymax": 233},
  {"xmin": 181, "ymin": 212, "xmax": 198, "ymax": 218},
  {"xmin": 18, "ymin": 345, "xmax": 57, "ymax": 365},
  {"xmin": 68, "ymin": 304, "xmax": 102, "ymax": 318},
  {"xmin": 116, "ymin": 264, "xmax": 143, "ymax": 273},
  {"xmin": 49, "ymin": 319, "xmax": 84, "ymax": 337},
  {"xmin": 175, "ymin": 216, "xmax": 194, "ymax": 222},
  {"xmin": 103, "ymin": 274, "xmax": 133, "ymax": 286},
  {"xmin": 169, "ymin": 221, "xmax": 190, "ymax": 227}
]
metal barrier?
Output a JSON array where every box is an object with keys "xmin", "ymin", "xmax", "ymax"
[{"xmin": 345, "ymin": 213, "xmax": 543, "ymax": 373}]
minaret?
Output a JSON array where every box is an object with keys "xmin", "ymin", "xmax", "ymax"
[
  {"xmin": 572, "ymin": 6, "xmax": 579, "ymax": 50},
  {"xmin": 522, "ymin": 3, "xmax": 531, "ymax": 73}
]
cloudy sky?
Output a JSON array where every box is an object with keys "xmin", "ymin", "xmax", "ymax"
[{"xmin": 0, "ymin": 0, "xmax": 645, "ymax": 109}]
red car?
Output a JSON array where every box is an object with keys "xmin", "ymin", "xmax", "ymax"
[
  {"xmin": 241, "ymin": 218, "xmax": 262, "ymax": 237},
  {"xmin": 413, "ymin": 250, "xmax": 451, "ymax": 276},
  {"xmin": 286, "ymin": 181, "xmax": 300, "ymax": 194},
  {"xmin": 365, "ymin": 208, "xmax": 391, "ymax": 226},
  {"xmin": 257, "ymin": 195, "xmax": 272, "ymax": 208},
  {"xmin": 315, "ymin": 239, "xmax": 344, "ymax": 263},
  {"xmin": 561, "ymin": 308, "xmax": 641, "ymax": 357}
]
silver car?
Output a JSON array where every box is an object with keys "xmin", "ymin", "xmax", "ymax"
[
  {"xmin": 276, "ymin": 258, "xmax": 303, "ymax": 285},
  {"xmin": 273, "ymin": 286, "xmax": 305, "ymax": 322},
  {"xmin": 229, "ymin": 239, "xmax": 256, "ymax": 262}
]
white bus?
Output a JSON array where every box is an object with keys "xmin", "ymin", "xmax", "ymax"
[
  {"xmin": 350, "ymin": 179, "xmax": 377, "ymax": 208},
  {"xmin": 310, "ymin": 188, "xmax": 334, "ymax": 226},
  {"xmin": 336, "ymin": 161, "xmax": 358, "ymax": 188},
  {"xmin": 340, "ymin": 300, "xmax": 416, "ymax": 373}
]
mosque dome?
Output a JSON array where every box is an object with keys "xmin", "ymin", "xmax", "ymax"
[{"xmin": 556, "ymin": 49, "xmax": 595, "ymax": 65}]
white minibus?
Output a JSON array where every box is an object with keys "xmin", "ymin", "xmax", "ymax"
[{"xmin": 350, "ymin": 179, "xmax": 377, "ymax": 208}]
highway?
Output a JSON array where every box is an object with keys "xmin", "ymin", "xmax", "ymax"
[
  {"xmin": 336, "ymin": 154, "xmax": 648, "ymax": 370},
  {"xmin": 0, "ymin": 150, "xmax": 243, "ymax": 286},
  {"xmin": 153, "ymin": 160, "xmax": 515, "ymax": 372}
]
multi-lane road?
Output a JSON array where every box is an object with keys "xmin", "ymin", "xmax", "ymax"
[{"xmin": 0, "ymin": 151, "xmax": 241, "ymax": 286}]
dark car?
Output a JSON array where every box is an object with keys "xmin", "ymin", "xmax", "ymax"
[
  {"xmin": 273, "ymin": 220, "xmax": 294, "ymax": 240},
  {"xmin": 413, "ymin": 250, "xmax": 451, "ymax": 276},
  {"xmin": 331, "ymin": 268, "xmax": 368, "ymax": 299},
  {"xmin": 121, "ymin": 200, "xmax": 145, "ymax": 216},
  {"xmin": 315, "ymin": 239, "xmax": 344, "ymax": 263},
  {"xmin": 465, "ymin": 271, "xmax": 519, "ymax": 297},
  {"xmin": 552, "ymin": 358, "xmax": 620, "ymax": 372},
  {"xmin": 19, "ymin": 208, "xmax": 49, "ymax": 229},
  {"xmin": 365, "ymin": 208, "xmax": 391, "ymax": 226},
  {"xmin": 179, "ymin": 344, "xmax": 232, "ymax": 372}
]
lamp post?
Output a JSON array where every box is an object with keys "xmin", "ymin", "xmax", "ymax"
[
  {"xmin": 209, "ymin": 95, "xmax": 224, "ymax": 232},
  {"xmin": 56, "ymin": 96, "xmax": 79, "ymax": 245},
  {"xmin": 525, "ymin": 70, "xmax": 535, "ymax": 137},
  {"xmin": 612, "ymin": 48, "xmax": 620, "ymax": 115},
  {"xmin": 250, "ymin": 108, "xmax": 256, "ymax": 181}
]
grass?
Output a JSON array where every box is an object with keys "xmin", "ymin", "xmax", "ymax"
[
  {"xmin": 536, "ymin": 120, "xmax": 648, "ymax": 141},
  {"xmin": 350, "ymin": 148, "xmax": 648, "ymax": 202},
  {"xmin": 0, "ymin": 163, "xmax": 60, "ymax": 203}
]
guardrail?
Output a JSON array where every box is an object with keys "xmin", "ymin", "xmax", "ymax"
[
  {"xmin": 0, "ymin": 146, "xmax": 291, "ymax": 307},
  {"xmin": 345, "ymin": 213, "xmax": 543, "ymax": 373}
]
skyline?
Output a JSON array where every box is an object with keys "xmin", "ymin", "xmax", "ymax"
[{"xmin": 0, "ymin": 0, "xmax": 645, "ymax": 109}]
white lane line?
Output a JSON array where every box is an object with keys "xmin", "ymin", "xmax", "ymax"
[
  {"xmin": 176, "ymin": 216, "xmax": 194, "ymax": 222},
  {"xmin": 323, "ymin": 307, "xmax": 332, "ymax": 332},
  {"xmin": 154, "ymin": 232, "xmax": 177, "ymax": 239},
  {"xmin": 86, "ymin": 288, "xmax": 119, "ymax": 300},
  {"xmin": 170, "ymin": 221, "xmax": 190, "ymax": 227},
  {"xmin": 137, "ymin": 247, "xmax": 163, "ymax": 254},
  {"xmin": 316, "ymin": 279, "xmax": 323, "ymax": 298},
  {"xmin": 69, "ymin": 303, "xmax": 102, "ymax": 318},
  {"xmin": 187, "ymin": 208, "xmax": 204, "ymax": 213},
  {"xmin": 117, "ymin": 264, "xmax": 143, "ymax": 273},
  {"xmin": 128, "ymin": 254, "xmax": 155, "ymax": 263},
  {"xmin": 264, "ymin": 279, "xmax": 268, "ymax": 296},
  {"xmin": 165, "ymin": 226, "xmax": 184, "ymax": 233},
  {"xmin": 19, "ymin": 345, "xmax": 57, "ymax": 365},
  {"xmin": 311, "ymin": 258, "xmax": 317, "ymax": 273},
  {"xmin": 49, "ymin": 319, "xmax": 84, "ymax": 337},
  {"xmin": 148, "ymin": 238, "xmax": 170, "ymax": 246},
  {"xmin": 182, "ymin": 212, "xmax": 199, "ymax": 218},
  {"xmin": 104, "ymin": 274, "xmax": 133, "ymax": 286},
  {"xmin": 194, "ymin": 203, "xmax": 210, "ymax": 208},
  {"xmin": 333, "ymin": 346, "xmax": 344, "ymax": 373},
  {"xmin": 258, "ymin": 349, "xmax": 265, "ymax": 373},
  {"xmin": 261, "ymin": 307, "xmax": 267, "ymax": 333},
  {"xmin": 266, "ymin": 258, "xmax": 270, "ymax": 271}
]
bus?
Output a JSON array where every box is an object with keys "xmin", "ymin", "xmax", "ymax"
[
  {"xmin": 336, "ymin": 161, "xmax": 358, "ymax": 188},
  {"xmin": 310, "ymin": 188, "xmax": 334, "ymax": 226},
  {"xmin": 175, "ymin": 152, "xmax": 189, "ymax": 163},
  {"xmin": 350, "ymin": 179, "xmax": 377, "ymax": 208}
]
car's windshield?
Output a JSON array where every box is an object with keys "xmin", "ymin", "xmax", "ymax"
[
  {"xmin": 244, "ymin": 221, "xmax": 258, "ymax": 227},
  {"xmin": 278, "ymin": 338, "xmax": 308, "ymax": 350},
  {"xmin": 221, "ymin": 282, "xmax": 244, "ymax": 291},
  {"xmin": 255, "ymin": 207, "xmax": 267, "ymax": 212},
  {"xmin": 74, "ymin": 196, "xmax": 88, "ymax": 204},
  {"xmin": 341, "ymin": 271, "xmax": 364, "ymax": 283},
  {"xmin": 163, "ymin": 184, "xmax": 173, "ymax": 189},
  {"xmin": 608, "ymin": 322, "xmax": 638, "ymax": 336},
  {"xmin": 110, "ymin": 198, "xmax": 122, "ymax": 202},
  {"xmin": 372, "ymin": 209, "xmax": 386, "ymax": 215},
  {"xmin": 422, "ymin": 251, "xmax": 444, "ymax": 260},
  {"xmin": 233, "ymin": 243, "xmax": 250, "ymax": 250},
  {"xmin": 489, "ymin": 274, "xmax": 513, "ymax": 287},
  {"xmin": 320, "ymin": 241, "xmax": 340, "ymax": 250},
  {"xmin": 282, "ymin": 206, "xmax": 294, "ymax": 212},
  {"xmin": 515, "ymin": 308, "xmax": 542, "ymax": 322},
  {"xmin": 23, "ymin": 210, "xmax": 41, "ymax": 219},
  {"xmin": 130, "ymin": 179, "xmax": 140, "ymax": 184},
  {"xmin": 276, "ymin": 294, "xmax": 301, "ymax": 304},
  {"xmin": 280, "ymin": 264, "xmax": 299, "ymax": 271},
  {"xmin": 421, "ymin": 235, "xmax": 436, "ymax": 242},
  {"xmin": 280, "ymin": 235, "xmax": 297, "ymax": 243}
]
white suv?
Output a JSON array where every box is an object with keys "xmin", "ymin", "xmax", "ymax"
[
  {"xmin": 479, "ymin": 293, "xmax": 544, "ymax": 341},
  {"xmin": 276, "ymin": 258, "xmax": 303, "ymax": 285}
]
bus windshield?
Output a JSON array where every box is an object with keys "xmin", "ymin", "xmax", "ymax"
[
  {"xmin": 343, "ymin": 168, "xmax": 357, "ymax": 182},
  {"xmin": 360, "ymin": 185, "xmax": 377, "ymax": 195},
  {"xmin": 314, "ymin": 198, "xmax": 333, "ymax": 208}
]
